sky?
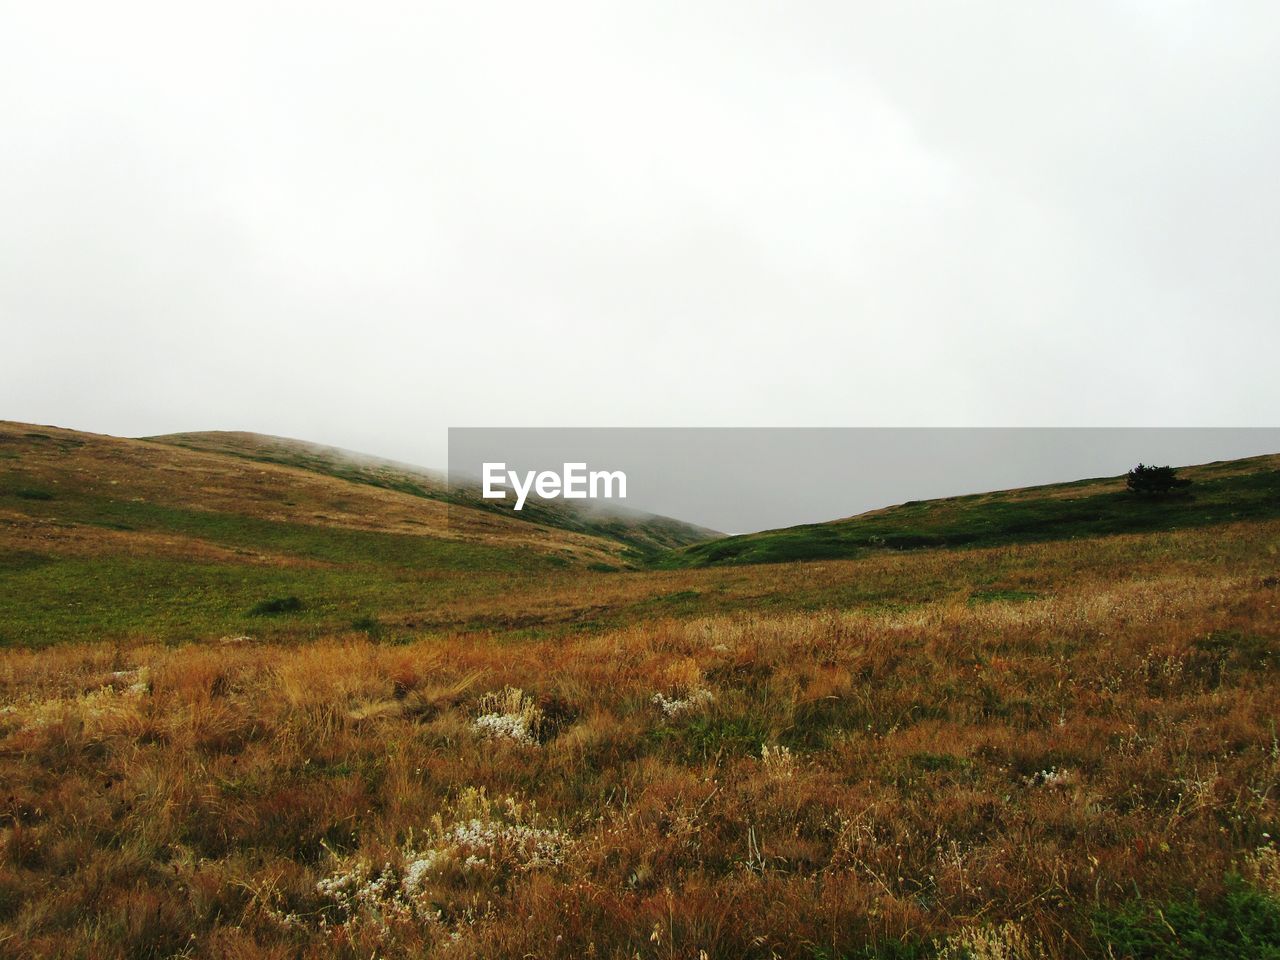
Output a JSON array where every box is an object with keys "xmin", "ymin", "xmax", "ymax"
[{"xmin": 2, "ymin": 1, "xmax": 1278, "ymax": 469}]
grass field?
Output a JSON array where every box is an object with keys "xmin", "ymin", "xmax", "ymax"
[{"xmin": 2, "ymin": 422, "xmax": 1280, "ymax": 958}]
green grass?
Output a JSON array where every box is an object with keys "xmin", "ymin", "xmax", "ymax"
[
  {"xmin": 647, "ymin": 711, "xmax": 770, "ymax": 764},
  {"xmin": 968, "ymin": 588, "xmax": 1040, "ymax": 604},
  {"xmin": 4, "ymin": 485, "xmax": 541, "ymax": 572},
  {"xmin": 11, "ymin": 487, "xmax": 54, "ymax": 500},
  {"xmin": 661, "ymin": 464, "xmax": 1280, "ymax": 568},
  {"xmin": 0, "ymin": 547, "xmax": 571, "ymax": 647},
  {"xmin": 1093, "ymin": 878, "xmax": 1280, "ymax": 959},
  {"xmin": 0, "ymin": 489, "xmax": 565, "ymax": 645},
  {"xmin": 810, "ymin": 879, "xmax": 1280, "ymax": 959}
]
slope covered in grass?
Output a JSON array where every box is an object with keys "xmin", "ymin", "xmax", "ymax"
[
  {"xmin": 149, "ymin": 430, "xmax": 719, "ymax": 558},
  {"xmin": 149, "ymin": 430, "xmax": 448, "ymax": 498},
  {"xmin": 0, "ymin": 422, "xmax": 628, "ymax": 645},
  {"xmin": 665, "ymin": 453, "xmax": 1280, "ymax": 567}
]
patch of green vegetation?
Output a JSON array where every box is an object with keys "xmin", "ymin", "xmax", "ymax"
[
  {"xmin": 907, "ymin": 752, "xmax": 973, "ymax": 773},
  {"xmin": 1093, "ymin": 877, "xmax": 1280, "ymax": 959},
  {"xmin": 783, "ymin": 695, "xmax": 873, "ymax": 748},
  {"xmin": 9, "ymin": 491, "xmax": 540, "ymax": 573},
  {"xmin": 968, "ymin": 588, "xmax": 1039, "ymax": 604},
  {"xmin": 350, "ymin": 615, "xmax": 383, "ymax": 637},
  {"xmin": 248, "ymin": 595, "xmax": 303, "ymax": 616},
  {"xmin": 640, "ymin": 589, "xmax": 702, "ymax": 610},
  {"xmin": 1194, "ymin": 630, "xmax": 1275, "ymax": 668},
  {"xmin": 0, "ymin": 550, "xmax": 54, "ymax": 574},
  {"xmin": 0, "ymin": 503, "xmax": 556, "ymax": 644},
  {"xmin": 0, "ymin": 556, "xmax": 350, "ymax": 645},
  {"xmin": 661, "ymin": 463, "xmax": 1280, "ymax": 568},
  {"xmin": 10, "ymin": 487, "xmax": 54, "ymax": 501},
  {"xmin": 647, "ymin": 711, "xmax": 769, "ymax": 764}
]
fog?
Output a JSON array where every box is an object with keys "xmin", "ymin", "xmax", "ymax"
[{"xmin": 3, "ymin": 2, "xmax": 1278, "ymax": 469}]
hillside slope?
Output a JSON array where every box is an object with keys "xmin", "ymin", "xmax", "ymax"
[
  {"xmin": 149, "ymin": 430, "xmax": 718, "ymax": 557},
  {"xmin": 666, "ymin": 452, "xmax": 1280, "ymax": 567},
  {"xmin": 0, "ymin": 422, "xmax": 630, "ymax": 644}
]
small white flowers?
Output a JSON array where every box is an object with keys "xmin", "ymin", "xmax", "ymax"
[
  {"xmin": 109, "ymin": 668, "xmax": 151, "ymax": 696},
  {"xmin": 472, "ymin": 711, "xmax": 537, "ymax": 744},
  {"xmin": 400, "ymin": 849, "xmax": 445, "ymax": 897},
  {"xmin": 312, "ymin": 788, "xmax": 570, "ymax": 937},
  {"xmin": 651, "ymin": 688, "xmax": 714, "ymax": 718},
  {"xmin": 472, "ymin": 687, "xmax": 544, "ymax": 744},
  {"xmin": 1025, "ymin": 767, "xmax": 1073, "ymax": 789},
  {"xmin": 435, "ymin": 816, "xmax": 569, "ymax": 871}
]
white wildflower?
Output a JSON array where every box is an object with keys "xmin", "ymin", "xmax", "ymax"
[
  {"xmin": 472, "ymin": 711, "xmax": 536, "ymax": 744},
  {"xmin": 651, "ymin": 688, "xmax": 715, "ymax": 718},
  {"xmin": 312, "ymin": 787, "xmax": 570, "ymax": 938},
  {"xmin": 1025, "ymin": 767, "xmax": 1073, "ymax": 789},
  {"xmin": 471, "ymin": 687, "xmax": 544, "ymax": 744}
]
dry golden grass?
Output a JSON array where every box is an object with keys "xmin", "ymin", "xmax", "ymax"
[{"xmin": 1, "ymin": 514, "xmax": 1278, "ymax": 957}]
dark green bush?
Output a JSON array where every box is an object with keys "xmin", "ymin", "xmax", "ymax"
[
  {"xmin": 11, "ymin": 488, "xmax": 53, "ymax": 500},
  {"xmin": 247, "ymin": 595, "xmax": 303, "ymax": 616},
  {"xmin": 1127, "ymin": 463, "xmax": 1191, "ymax": 497}
]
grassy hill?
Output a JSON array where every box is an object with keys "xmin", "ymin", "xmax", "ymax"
[
  {"xmin": 0, "ymin": 422, "xmax": 640, "ymax": 645},
  {"xmin": 149, "ymin": 430, "xmax": 718, "ymax": 559},
  {"xmin": 149, "ymin": 430, "xmax": 447, "ymax": 498},
  {"xmin": 666, "ymin": 453, "xmax": 1280, "ymax": 567}
]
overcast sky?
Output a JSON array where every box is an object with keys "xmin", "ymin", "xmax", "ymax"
[{"xmin": 2, "ymin": 2, "xmax": 1278, "ymax": 467}]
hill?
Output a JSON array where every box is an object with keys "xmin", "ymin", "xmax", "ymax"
[
  {"xmin": 665, "ymin": 452, "xmax": 1280, "ymax": 567},
  {"xmin": 0, "ymin": 422, "xmax": 635, "ymax": 645},
  {"xmin": 148, "ymin": 430, "xmax": 718, "ymax": 559},
  {"xmin": 147, "ymin": 430, "xmax": 446, "ymax": 497}
]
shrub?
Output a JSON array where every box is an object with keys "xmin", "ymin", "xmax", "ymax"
[
  {"xmin": 11, "ymin": 487, "xmax": 54, "ymax": 500},
  {"xmin": 248, "ymin": 595, "xmax": 303, "ymax": 616},
  {"xmin": 1126, "ymin": 463, "xmax": 1191, "ymax": 497},
  {"xmin": 351, "ymin": 615, "xmax": 383, "ymax": 637}
]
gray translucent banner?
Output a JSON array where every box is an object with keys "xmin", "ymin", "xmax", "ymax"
[{"xmin": 448, "ymin": 428, "xmax": 1280, "ymax": 535}]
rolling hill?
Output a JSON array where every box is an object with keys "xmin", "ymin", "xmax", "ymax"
[
  {"xmin": 665, "ymin": 452, "xmax": 1280, "ymax": 567},
  {"xmin": 0, "ymin": 421, "xmax": 645, "ymax": 645},
  {"xmin": 148, "ymin": 430, "xmax": 718, "ymax": 559}
]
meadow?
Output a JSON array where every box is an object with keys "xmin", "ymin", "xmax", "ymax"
[{"xmin": 2, "ymin": 423, "xmax": 1279, "ymax": 958}]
